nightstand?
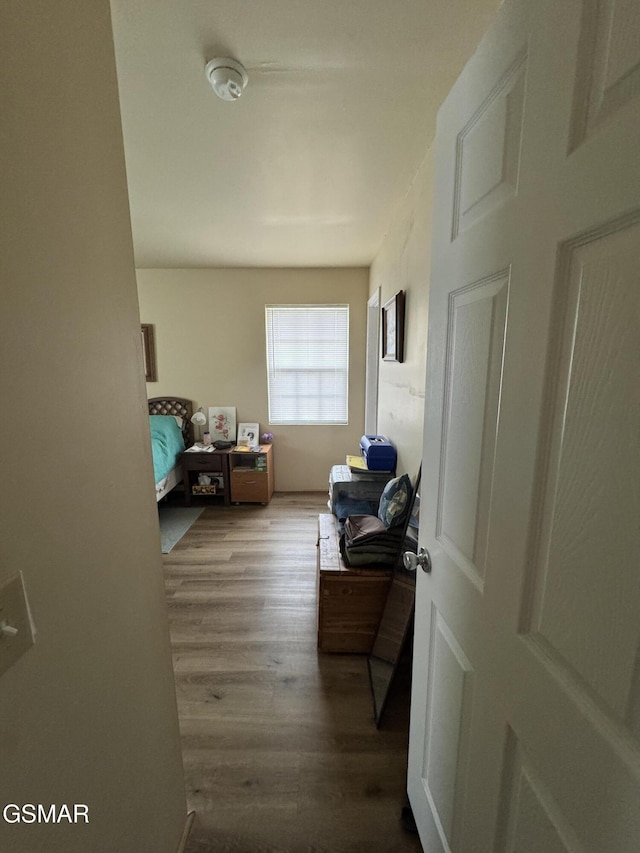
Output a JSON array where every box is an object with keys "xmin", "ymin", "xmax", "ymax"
[
  {"xmin": 181, "ymin": 449, "xmax": 231, "ymax": 506},
  {"xmin": 229, "ymin": 444, "xmax": 274, "ymax": 504}
]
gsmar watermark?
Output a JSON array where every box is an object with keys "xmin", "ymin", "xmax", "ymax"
[{"xmin": 3, "ymin": 804, "xmax": 89, "ymax": 823}]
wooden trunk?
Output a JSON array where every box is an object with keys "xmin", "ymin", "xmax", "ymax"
[{"xmin": 316, "ymin": 513, "xmax": 392, "ymax": 653}]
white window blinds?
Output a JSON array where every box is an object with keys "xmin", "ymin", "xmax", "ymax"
[{"xmin": 265, "ymin": 305, "xmax": 349, "ymax": 425}]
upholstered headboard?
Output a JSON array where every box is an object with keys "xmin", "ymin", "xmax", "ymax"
[{"xmin": 148, "ymin": 397, "xmax": 194, "ymax": 447}]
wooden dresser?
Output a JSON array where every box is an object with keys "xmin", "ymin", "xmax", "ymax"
[{"xmin": 316, "ymin": 513, "xmax": 392, "ymax": 653}]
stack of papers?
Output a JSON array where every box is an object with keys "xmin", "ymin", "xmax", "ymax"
[
  {"xmin": 346, "ymin": 454, "xmax": 368, "ymax": 471},
  {"xmin": 346, "ymin": 454, "xmax": 393, "ymax": 478}
]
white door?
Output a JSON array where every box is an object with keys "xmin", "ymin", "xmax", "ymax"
[{"xmin": 409, "ymin": 1, "xmax": 640, "ymax": 851}]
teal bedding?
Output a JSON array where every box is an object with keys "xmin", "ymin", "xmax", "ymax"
[{"xmin": 149, "ymin": 415, "xmax": 185, "ymax": 483}]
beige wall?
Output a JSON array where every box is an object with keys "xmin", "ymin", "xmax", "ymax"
[
  {"xmin": 138, "ymin": 267, "xmax": 369, "ymax": 491},
  {"xmin": 0, "ymin": 3, "xmax": 186, "ymax": 852},
  {"xmin": 369, "ymin": 148, "xmax": 435, "ymax": 480}
]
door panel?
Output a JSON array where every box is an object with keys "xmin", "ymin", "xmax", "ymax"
[
  {"xmin": 525, "ymin": 214, "xmax": 640, "ymax": 723},
  {"xmin": 438, "ymin": 270, "xmax": 509, "ymax": 586},
  {"xmin": 409, "ymin": 0, "xmax": 640, "ymax": 850},
  {"xmin": 453, "ymin": 49, "xmax": 527, "ymax": 239},
  {"xmin": 497, "ymin": 731, "xmax": 584, "ymax": 853},
  {"xmin": 422, "ymin": 607, "xmax": 474, "ymax": 849},
  {"xmin": 571, "ymin": 0, "xmax": 640, "ymax": 148}
]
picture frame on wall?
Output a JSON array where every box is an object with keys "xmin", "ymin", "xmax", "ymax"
[
  {"xmin": 381, "ymin": 290, "xmax": 405, "ymax": 363},
  {"xmin": 237, "ymin": 422, "xmax": 259, "ymax": 447},
  {"xmin": 141, "ymin": 324, "xmax": 157, "ymax": 381},
  {"xmin": 208, "ymin": 407, "xmax": 237, "ymax": 442}
]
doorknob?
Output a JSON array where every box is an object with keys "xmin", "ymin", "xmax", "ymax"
[{"xmin": 403, "ymin": 547, "xmax": 432, "ymax": 574}]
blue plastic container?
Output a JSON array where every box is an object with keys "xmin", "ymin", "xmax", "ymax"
[{"xmin": 359, "ymin": 435, "xmax": 397, "ymax": 471}]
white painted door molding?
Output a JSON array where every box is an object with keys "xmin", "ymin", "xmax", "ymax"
[{"xmin": 364, "ymin": 288, "xmax": 380, "ymax": 436}]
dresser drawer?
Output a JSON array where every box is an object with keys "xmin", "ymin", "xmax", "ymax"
[
  {"xmin": 230, "ymin": 471, "xmax": 269, "ymax": 503},
  {"xmin": 185, "ymin": 458, "xmax": 225, "ymax": 473}
]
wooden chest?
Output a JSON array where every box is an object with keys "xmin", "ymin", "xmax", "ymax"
[{"xmin": 316, "ymin": 513, "xmax": 392, "ymax": 653}]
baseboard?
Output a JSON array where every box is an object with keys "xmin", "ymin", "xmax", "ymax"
[{"xmin": 176, "ymin": 810, "xmax": 196, "ymax": 853}]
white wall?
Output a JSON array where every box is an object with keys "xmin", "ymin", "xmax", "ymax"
[
  {"xmin": 369, "ymin": 149, "xmax": 435, "ymax": 480},
  {"xmin": 0, "ymin": 3, "xmax": 186, "ymax": 851},
  {"xmin": 138, "ymin": 267, "xmax": 369, "ymax": 491}
]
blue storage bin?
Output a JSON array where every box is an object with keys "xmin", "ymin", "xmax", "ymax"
[{"xmin": 359, "ymin": 435, "xmax": 397, "ymax": 471}]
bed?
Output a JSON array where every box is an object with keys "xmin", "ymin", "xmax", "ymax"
[{"xmin": 148, "ymin": 397, "xmax": 194, "ymax": 502}]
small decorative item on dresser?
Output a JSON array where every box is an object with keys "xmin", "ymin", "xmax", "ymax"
[
  {"xmin": 238, "ymin": 422, "xmax": 259, "ymax": 447},
  {"xmin": 261, "ymin": 432, "xmax": 274, "ymax": 443},
  {"xmin": 192, "ymin": 483, "xmax": 217, "ymax": 495},
  {"xmin": 193, "ymin": 472, "xmax": 217, "ymax": 495}
]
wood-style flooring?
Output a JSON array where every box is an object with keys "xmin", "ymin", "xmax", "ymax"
[{"xmin": 163, "ymin": 492, "xmax": 422, "ymax": 853}]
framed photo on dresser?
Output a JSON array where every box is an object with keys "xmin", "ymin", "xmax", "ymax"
[{"xmin": 237, "ymin": 422, "xmax": 259, "ymax": 447}]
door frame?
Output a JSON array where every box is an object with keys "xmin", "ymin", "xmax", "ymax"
[{"xmin": 365, "ymin": 288, "xmax": 380, "ymax": 435}]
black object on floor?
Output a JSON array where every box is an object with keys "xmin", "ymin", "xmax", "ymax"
[{"xmin": 401, "ymin": 803, "xmax": 419, "ymax": 835}]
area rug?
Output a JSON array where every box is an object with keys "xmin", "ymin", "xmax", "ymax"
[{"xmin": 158, "ymin": 505, "xmax": 205, "ymax": 553}]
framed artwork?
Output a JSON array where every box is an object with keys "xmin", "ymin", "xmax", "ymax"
[
  {"xmin": 381, "ymin": 290, "xmax": 405, "ymax": 363},
  {"xmin": 208, "ymin": 407, "xmax": 237, "ymax": 442},
  {"xmin": 141, "ymin": 324, "xmax": 157, "ymax": 381},
  {"xmin": 237, "ymin": 422, "xmax": 259, "ymax": 447}
]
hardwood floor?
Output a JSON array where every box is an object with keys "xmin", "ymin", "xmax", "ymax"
[{"xmin": 163, "ymin": 492, "xmax": 422, "ymax": 853}]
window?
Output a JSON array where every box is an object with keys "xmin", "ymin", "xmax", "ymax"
[{"xmin": 265, "ymin": 305, "xmax": 349, "ymax": 424}]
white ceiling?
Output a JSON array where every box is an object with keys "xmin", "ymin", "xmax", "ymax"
[{"xmin": 110, "ymin": 0, "xmax": 499, "ymax": 268}]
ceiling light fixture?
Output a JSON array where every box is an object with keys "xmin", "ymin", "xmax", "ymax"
[{"xmin": 205, "ymin": 57, "xmax": 248, "ymax": 101}]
